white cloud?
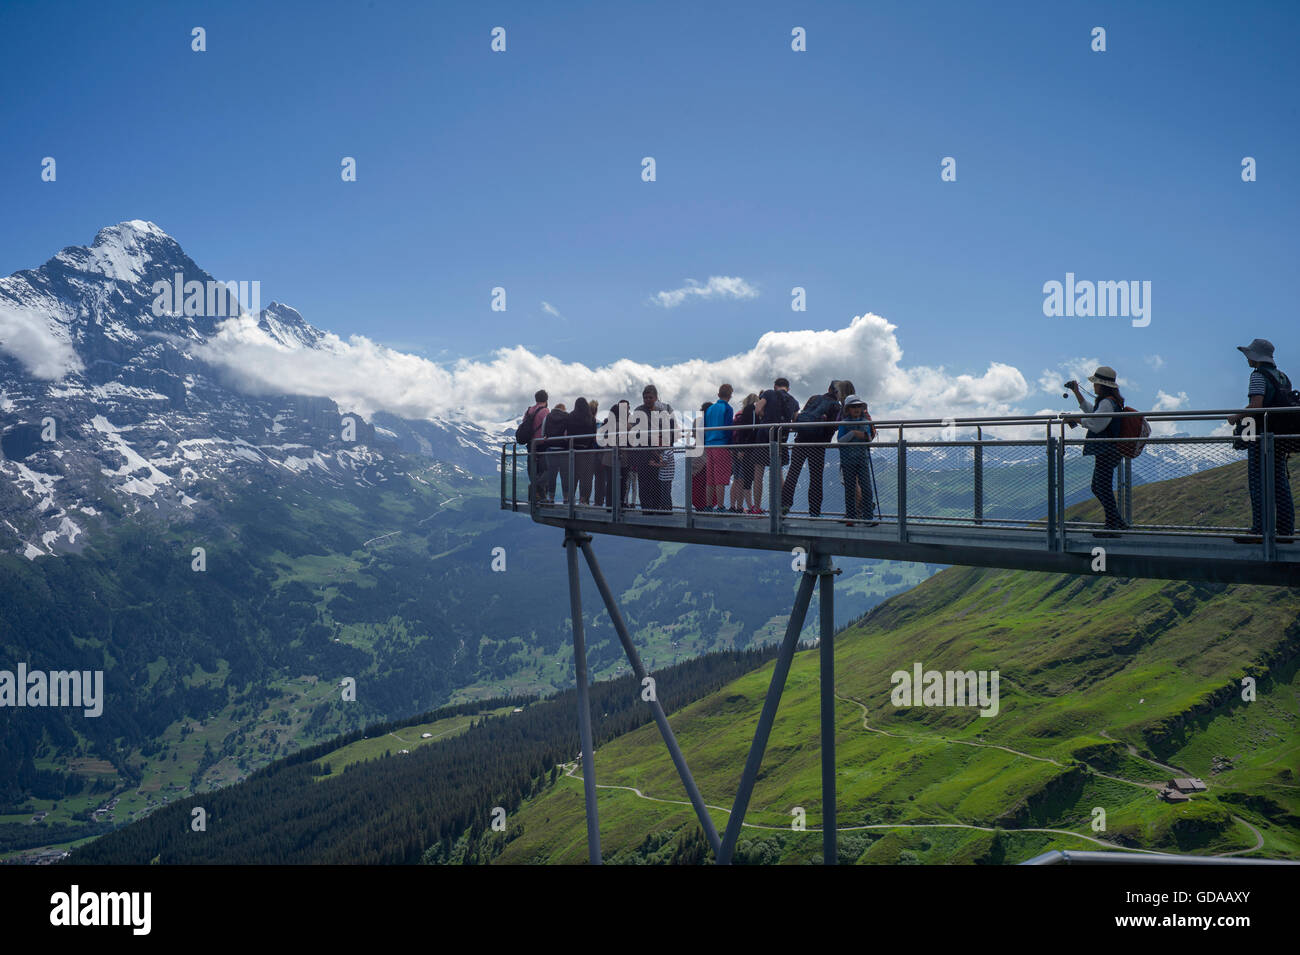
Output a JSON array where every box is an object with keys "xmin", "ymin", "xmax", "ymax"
[
  {"xmin": 1151, "ymin": 389, "xmax": 1188, "ymax": 412},
  {"xmin": 1037, "ymin": 358, "xmax": 1135, "ymax": 395},
  {"xmin": 192, "ymin": 311, "xmax": 1030, "ymax": 428},
  {"xmin": 652, "ymin": 276, "xmax": 759, "ymax": 308},
  {"xmin": 1145, "ymin": 354, "xmax": 1165, "ymax": 370},
  {"xmin": 1146, "ymin": 389, "xmax": 1191, "ymax": 436},
  {"xmin": 0, "ymin": 303, "xmax": 84, "ymax": 379},
  {"xmin": 541, "ymin": 301, "xmax": 564, "ymax": 320}
]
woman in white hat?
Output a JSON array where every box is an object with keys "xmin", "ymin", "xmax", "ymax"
[{"xmin": 1065, "ymin": 366, "xmax": 1128, "ymax": 530}]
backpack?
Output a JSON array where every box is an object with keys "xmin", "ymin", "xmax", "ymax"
[
  {"xmin": 1259, "ymin": 367, "xmax": 1300, "ymax": 453},
  {"xmin": 1116, "ymin": 406, "xmax": 1151, "ymax": 458},
  {"xmin": 515, "ymin": 406, "xmax": 540, "ymax": 444},
  {"xmin": 796, "ymin": 393, "xmax": 839, "ymax": 442},
  {"xmin": 762, "ymin": 389, "xmax": 798, "ymax": 424}
]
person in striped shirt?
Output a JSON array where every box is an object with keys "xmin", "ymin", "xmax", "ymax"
[{"xmin": 1228, "ymin": 339, "xmax": 1295, "ymax": 537}]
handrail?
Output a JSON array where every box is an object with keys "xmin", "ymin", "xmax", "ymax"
[
  {"xmin": 516, "ymin": 405, "xmax": 1300, "ymax": 444},
  {"xmin": 506, "ymin": 409, "xmax": 1298, "ymax": 556}
]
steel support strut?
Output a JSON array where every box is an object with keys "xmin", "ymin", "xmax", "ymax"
[
  {"xmin": 717, "ymin": 557, "xmax": 819, "ymax": 864},
  {"xmin": 577, "ymin": 539, "xmax": 722, "ymax": 855},
  {"xmin": 564, "ymin": 531, "xmax": 601, "ymax": 864},
  {"xmin": 816, "ymin": 551, "xmax": 838, "ymax": 865}
]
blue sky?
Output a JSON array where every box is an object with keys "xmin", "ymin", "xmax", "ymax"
[{"xmin": 1, "ymin": 0, "xmax": 1297, "ymax": 420}]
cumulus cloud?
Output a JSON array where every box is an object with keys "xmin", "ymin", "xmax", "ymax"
[
  {"xmin": 1147, "ymin": 389, "xmax": 1190, "ymax": 436},
  {"xmin": 1037, "ymin": 358, "xmax": 1135, "ymax": 395},
  {"xmin": 192, "ymin": 311, "xmax": 1030, "ymax": 428},
  {"xmin": 652, "ymin": 276, "xmax": 759, "ymax": 308},
  {"xmin": 0, "ymin": 303, "xmax": 84, "ymax": 379},
  {"xmin": 1151, "ymin": 389, "xmax": 1188, "ymax": 412}
]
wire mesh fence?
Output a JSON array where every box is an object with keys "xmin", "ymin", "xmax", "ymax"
[{"xmin": 505, "ymin": 412, "xmax": 1295, "ymax": 543}]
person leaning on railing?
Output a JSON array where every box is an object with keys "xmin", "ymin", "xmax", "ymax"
[
  {"xmin": 1064, "ymin": 366, "xmax": 1129, "ymax": 531},
  {"xmin": 703, "ymin": 384, "xmax": 735, "ymax": 511},
  {"xmin": 539, "ymin": 402, "xmax": 569, "ymax": 504},
  {"xmin": 635, "ymin": 385, "xmax": 676, "ymax": 513},
  {"xmin": 729, "ymin": 393, "xmax": 765, "ymax": 514},
  {"xmin": 781, "ymin": 381, "xmax": 842, "ymax": 518},
  {"xmin": 837, "ymin": 395, "xmax": 877, "ymax": 526},
  {"xmin": 520, "ymin": 390, "xmax": 549, "ymax": 505},
  {"xmin": 568, "ymin": 397, "xmax": 597, "ymax": 505},
  {"xmin": 1227, "ymin": 338, "xmax": 1296, "ymax": 537},
  {"xmin": 591, "ymin": 400, "xmax": 611, "ymax": 508}
]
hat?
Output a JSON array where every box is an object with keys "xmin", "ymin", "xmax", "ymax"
[
  {"xmin": 844, "ymin": 394, "xmax": 867, "ymax": 407},
  {"xmin": 1237, "ymin": 338, "xmax": 1275, "ymax": 362},
  {"xmin": 1087, "ymin": 366, "xmax": 1118, "ymax": 387}
]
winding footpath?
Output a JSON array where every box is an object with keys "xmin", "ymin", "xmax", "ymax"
[{"xmin": 556, "ymin": 693, "xmax": 1266, "ymax": 857}]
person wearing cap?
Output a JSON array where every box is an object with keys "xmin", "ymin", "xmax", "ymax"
[
  {"xmin": 1064, "ymin": 367, "xmax": 1128, "ymax": 530},
  {"xmin": 837, "ymin": 395, "xmax": 877, "ymax": 526},
  {"xmin": 1228, "ymin": 339, "xmax": 1295, "ymax": 536}
]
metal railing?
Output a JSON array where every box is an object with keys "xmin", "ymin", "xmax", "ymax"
[
  {"xmin": 501, "ymin": 408, "xmax": 1298, "ymax": 559},
  {"xmin": 1022, "ymin": 849, "xmax": 1297, "ymax": 865}
]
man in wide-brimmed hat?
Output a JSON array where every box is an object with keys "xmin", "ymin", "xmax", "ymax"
[
  {"xmin": 1065, "ymin": 365, "xmax": 1128, "ymax": 530},
  {"xmin": 1228, "ymin": 339, "xmax": 1295, "ymax": 537}
]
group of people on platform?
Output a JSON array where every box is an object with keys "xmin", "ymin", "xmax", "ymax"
[
  {"xmin": 514, "ymin": 338, "xmax": 1297, "ymax": 537},
  {"xmin": 517, "ymin": 378, "xmax": 880, "ymax": 525}
]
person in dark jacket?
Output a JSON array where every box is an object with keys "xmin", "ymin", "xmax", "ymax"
[
  {"xmin": 608, "ymin": 399, "xmax": 634, "ymax": 508},
  {"xmin": 739, "ymin": 393, "xmax": 769, "ymax": 512},
  {"xmin": 781, "ymin": 381, "xmax": 842, "ymax": 517},
  {"xmin": 522, "ymin": 390, "xmax": 550, "ymax": 505},
  {"xmin": 539, "ymin": 402, "xmax": 569, "ymax": 504},
  {"xmin": 1228, "ymin": 338, "xmax": 1295, "ymax": 536},
  {"xmin": 592, "ymin": 401, "xmax": 611, "ymax": 508},
  {"xmin": 1065, "ymin": 366, "xmax": 1127, "ymax": 530},
  {"xmin": 567, "ymin": 398, "xmax": 598, "ymax": 505},
  {"xmin": 758, "ymin": 379, "xmax": 800, "ymax": 477}
]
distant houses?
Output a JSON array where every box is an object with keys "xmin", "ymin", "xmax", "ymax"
[{"xmin": 1157, "ymin": 777, "xmax": 1207, "ymax": 803}]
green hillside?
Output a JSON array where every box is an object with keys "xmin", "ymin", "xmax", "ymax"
[
  {"xmin": 1, "ymin": 452, "xmax": 933, "ymax": 858},
  {"xmin": 487, "ymin": 461, "xmax": 1300, "ymax": 863}
]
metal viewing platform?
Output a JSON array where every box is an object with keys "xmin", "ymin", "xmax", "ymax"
[{"xmin": 501, "ymin": 409, "xmax": 1299, "ymax": 865}]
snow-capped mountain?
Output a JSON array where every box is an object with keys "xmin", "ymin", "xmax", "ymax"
[{"xmin": 0, "ymin": 221, "xmax": 502, "ymax": 557}]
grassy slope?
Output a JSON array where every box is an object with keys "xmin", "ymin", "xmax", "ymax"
[
  {"xmin": 308, "ymin": 706, "xmax": 515, "ymax": 779},
  {"xmin": 491, "ymin": 460, "xmax": 1300, "ymax": 863}
]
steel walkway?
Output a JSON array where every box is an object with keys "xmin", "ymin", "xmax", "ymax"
[{"xmin": 501, "ymin": 408, "xmax": 1299, "ymax": 864}]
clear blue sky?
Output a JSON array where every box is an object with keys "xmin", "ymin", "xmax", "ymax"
[{"xmin": 1, "ymin": 0, "xmax": 1296, "ymax": 412}]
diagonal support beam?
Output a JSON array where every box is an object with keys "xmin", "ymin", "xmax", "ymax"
[
  {"xmin": 717, "ymin": 560, "xmax": 819, "ymax": 864},
  {"xmin": 816, "ymin": 550, "xmax": 838, "ymax": 866},
  {"xmin": 578, "ymin": 539, "xmax": 722, "ymax": 855},
  {"xmin": 564, "ymin": 531, "xmax": 601, "ymax": 864}
]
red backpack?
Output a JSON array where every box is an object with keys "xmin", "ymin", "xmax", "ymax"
[{"xmin": 1116, "ymin": 406, "xmax": 1150, "ymax": 458}]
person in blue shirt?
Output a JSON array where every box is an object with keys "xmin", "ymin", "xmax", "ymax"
[
  {"xmin": 837, "ymin": 395, "xmax": 876, "ymax": 526},
  {"xmin": 703, "ymin": 384, "xmax": 734, "ymax": 511}
]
